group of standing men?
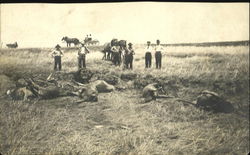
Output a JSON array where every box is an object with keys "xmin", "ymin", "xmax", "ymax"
[
  {"xmin": 51, "ymin": 43, "xmax": 90, "ymax": 71},
  {"xmin": 108, "ymin": 41, "xmax": 135, "ymax": 70},
  {"xmin": 105, "ymin": 39, "xmax": 164, "ymax": 70},
  {"xmin": 145, "ymin": 39, "xmax": 164, "ymax": 69},
  {"xmin": 50, "ymin": 39, "xmax": 164, "ymax": 71}
]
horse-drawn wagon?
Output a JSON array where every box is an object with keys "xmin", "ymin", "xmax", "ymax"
[{"xmin": 6, "ymin": 42, "xmax": 18, "ymax": 48}]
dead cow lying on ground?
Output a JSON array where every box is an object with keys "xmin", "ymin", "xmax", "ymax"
[
  {"xmin": 142, "ymin": 83, "xmax": 167, "ymax": 102},
  {"xmin": 7, "ymin": 76, "xmax": 115, "ymax": 102},
  {"xmin": 196, "ymin": 90, "xmax": 234, "ymax": 113},
  {"xmin": 142, "ymin": 83, "xmax": 234, "ymax": 113},
  {"xmin": 142, "ymin": 83, "xmax": 158, "ymax": 102},
  {"xmin": 7, "ymin": 78, "xmax": 74, "ymax": 100}
]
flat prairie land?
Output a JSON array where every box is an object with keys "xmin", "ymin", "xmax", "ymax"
[{"xmin": 0, "ymin": 45, "xmax": 249, "ymax": 155}]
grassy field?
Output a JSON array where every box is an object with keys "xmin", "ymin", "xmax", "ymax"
[{"xmin": 0, "ymin": 45, "xmax": 249, "ymax": 155}]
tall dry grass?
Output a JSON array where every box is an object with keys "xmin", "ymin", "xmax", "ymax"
[
  {"xmin": 0, "ymin": 45, "xmax": 248, "ymax": 80},
  {"xmin": 0, "ymin": 45, "xmax": 249, "ymax": 155}
]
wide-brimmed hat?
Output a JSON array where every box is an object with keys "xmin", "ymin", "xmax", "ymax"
[
  {"xmin": 128, "ymin": 43, "xmax": 133, "ymax": 46},
  {"xmin": 55, "ymin": 44, "xmax": 61, "ymax": 48},
  {"xmin": 147, "ymin": 41, "xmax": 151, "ymax": 44}
]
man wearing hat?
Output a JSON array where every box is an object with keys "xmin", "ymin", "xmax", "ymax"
[
  {"xmin": 154, "ymin": 40, "xmax": 164, "ymax": 69},
  {"xmin": 145, "ymin": 41, "xmax": 152, "ymax": 68},
  {"xmin": 51, "ymin": 44, "xmax": 64, "ymax": 71},
  {"xmin": 78, "ymin": 43, "xmax": 90, "ymax": 69},
  {"xmin": 125, "ymin": 43, "xmax": 135, "ymax": 69}
]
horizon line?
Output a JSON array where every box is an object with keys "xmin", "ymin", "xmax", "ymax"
[{"xmin": 0, "ymin": 40, "xmax": 249, "ymax": 48}]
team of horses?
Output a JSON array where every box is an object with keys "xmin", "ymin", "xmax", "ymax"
[
  {"xmin": 102, "ymin": 39, "xmax": 127, "ymax": 61},
  {"xmin": 61, "ymin": 37, "xmax": 80, "ymax": 47},
  {"xmin": 61, "ymin": 37, "xmax": 127, "ymax": 62},
  {"xmin": 5, "ymin": 36, "xmax": 100, "ymax": 49},
  {"xmin": 61, "ymin": 36, "xmax": 100, "ymax": 47},
  {"xmin": 4, "ymin": 37, "xmax": 116, "ymax": 55}
]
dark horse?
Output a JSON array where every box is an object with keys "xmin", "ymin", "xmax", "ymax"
[
  {"xmin": 101, "ymin": 39, "xmax": 117, "ymax": 61},
  {"xmin": 6, "ymin": 42, "xmax": 18, "ymax": 48},
  {"xmin": 102, "ymin": 42, "xmax": 112, "ymax": 60},
  {"xmin": 102, "ymin": 39, "xmax": 127, "ymax": 61},
  {"xmin": 118, "ymin": 40, "xmax": 127, "ymax": 48},
  {"xmin": 62, "ymin": 36, "xmax": 80, "ymax": 47}
]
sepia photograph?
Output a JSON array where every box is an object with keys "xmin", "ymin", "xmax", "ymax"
[{"xmin": 0, "ymin": 2, "xmax": 249, "ymax": 155}]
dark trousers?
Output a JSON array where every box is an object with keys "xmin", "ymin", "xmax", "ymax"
[
  {"xmin": 78, "ymin": 55, "xmax": 86, "ymax": 69},
  {"xmin": 145, "ymin": 52, "xmax": 152, "ymax": 68},
  {"xmin": 128, "ymin": 56, "xmax": 133, "ymax": 69},
  {"xmin": 54, "ymin": 56, "xmax": 62, "ymax": 71},
  {"xmin": 155, "ymin": 51, "xmax": 162, "ymax": 69},
  {"xmin": 107, "ymin": 51, "xmax": 112, "ymax": 60},
  {"xmin": 118, "ymin": 52, "xmax": 122, "ymax": 66},
  {"xmin": 125, "ymin": 54, "xmax": 133, "ymax": 69},
  {"xmin": 113, "ymin": 52, "xmax": 120, "ymax": 66},
  {"xmin": 111, "ymin": 52, "xmax": 114, "ymax": 61}
]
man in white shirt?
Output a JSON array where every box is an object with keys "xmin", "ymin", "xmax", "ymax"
[
  {"xmin": 154, "ymin": 40, "xmax": 164, "ymax": 69},
  {"xmin": 51, "ymin": 44, "xmax": 64, "ymax": 71},
  {"xmin": 145, "ymin": 41, "xmax": 152, "ymax": 68},
  {"xmin": 78, "ymin": 43, "xmax": 90, "ymax": 69},
  {"xmin": 111, "ymin": 44, "xmax": 120, "ymax": 66},
  {"xmin": 118, "ymin": 46, "xmax": 124, "ymax": 66},
  {"xmin": 124, "ymin": 43, "xmax": 135, "ymax": 69}
]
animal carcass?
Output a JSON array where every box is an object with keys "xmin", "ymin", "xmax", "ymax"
[
  {"xmin": 8, "ymin": 87, "xmax": 35, "ymax": 100},
  {"xmin": 90, "ymin": 80, "xmax": 115, "ymax": 93},
  {"xmin": 142, "ymin": 83, "xmax": 158, "ymax": 102},
  {"xmin": 196, "ymin": 90, "xmax": 234, "ymax": 113}
]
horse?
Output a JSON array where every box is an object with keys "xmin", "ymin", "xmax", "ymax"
[
  {"xmin": 102, "ymin": 39, "xmax": 127, "ymax": 61},
  {"xmin": 84, "ymin": 39, "xmax": 100, "ymax": 46},
  {"xmin": 111, "ymin": 38, "xmax": 118, "ymax": 46},
  {"xmin": 6, "ymin": 42, "xmax": 18, "ymax": 48},
  {"xmin": 62, "ymin": 36, "xmax": 80, "ymax": 47},
  {"xmin": 118, "ymin": 40, "xmax": 127, "ymax": 48},
  {"xmin": 102, "ymin": 43, "xmax": 112, "ymax": 60}
]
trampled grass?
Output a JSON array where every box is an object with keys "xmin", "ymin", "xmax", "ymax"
[{"xmin": 0, "ymin": 45, "xmax": 249, "ymax": 155}]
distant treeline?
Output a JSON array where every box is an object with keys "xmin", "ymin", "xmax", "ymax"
[{"xmin": 160, "ymin": 40, "xmax": 249, "ymax": 47}]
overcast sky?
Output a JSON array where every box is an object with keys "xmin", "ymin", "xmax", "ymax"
[{"xmin": 1, "ymin": 2, "xmax": 249, "ymax": 47}]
